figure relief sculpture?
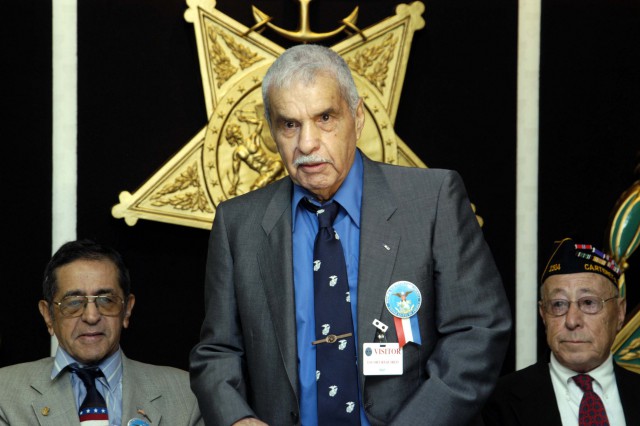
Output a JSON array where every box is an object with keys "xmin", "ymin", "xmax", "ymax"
[{"xmin": 225, "ymin": 110, "xmax": 285, "ymax": 196}]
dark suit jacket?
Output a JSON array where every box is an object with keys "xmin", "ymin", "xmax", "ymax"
[
  {"xmin": 481, "ymin": 360, "xmax": 640, "ymax": 426},
  {"xmin": 0, "ymin": 354, "xmax": 203, "ymax": 425},
  {"xmin": 190, "ymin": 154, "xmax": 512, "ymax": 426}
]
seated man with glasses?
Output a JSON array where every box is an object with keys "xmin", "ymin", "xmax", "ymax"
[
  {"xmin": 482, "ymin": 237, "xmax": 640, "ymax": 425},
  {"xmin": 0, "ymin": 239, "xmax": 203, "ymax": 426}
]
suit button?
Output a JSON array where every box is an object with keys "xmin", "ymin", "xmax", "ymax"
[{"xmin": 290, "ymin": 411, "xmax": 300, "ymax": 424}]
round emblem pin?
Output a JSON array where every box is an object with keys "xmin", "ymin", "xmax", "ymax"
[{"xmin": 385, "ymin": 281, "xmax": 422, "ymax": 318}]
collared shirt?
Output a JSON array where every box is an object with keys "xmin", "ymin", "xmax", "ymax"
[
  {"xmin": 52, "ymin": 347, "xmax": 124, "ymax": 426},
  {"xmin": 292, "ymin": 150, "xmax": 370, "ymax": 426},
  {"xmin": 549, "ymin": 353, "xmax": 626, "ymax": 426}
]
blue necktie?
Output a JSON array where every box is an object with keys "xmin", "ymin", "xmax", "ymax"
[
  {"xmin": 71, "ymin": 365, "xmax": 110, "ymax": 425},
  {"xmin": 302, "ymin": 198, "xmax": 361, "ymax": 425}
]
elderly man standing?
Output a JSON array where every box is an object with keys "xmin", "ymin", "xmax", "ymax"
[
  {"xmin": 190, "ymin": 44, "xmax": 511, "ymax": 426},
  {"xmin": 0, "ymin": 239, "xmax": 202, "ymax": 426},
  {"xmin": 482, "ymin": 237, "xmax": 640, "ymax": 426}
]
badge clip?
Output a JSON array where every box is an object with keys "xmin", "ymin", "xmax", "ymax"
[{"xmin": 372, "ymin": 319, "xmax": 388, "ymax": 342}]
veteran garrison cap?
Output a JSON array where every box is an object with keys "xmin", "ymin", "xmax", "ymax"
[{"xmin": 541, "ymin": 237, "xmax": 621, "ymax": 287}]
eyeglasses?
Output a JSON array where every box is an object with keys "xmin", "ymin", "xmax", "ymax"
[
  {"xmin": 539, "ymin": 296, "xmax": 618, "ymax": 316},
  {"xmin": 52, "ymin": 295, "xmax": 125, "ymax": 318}
]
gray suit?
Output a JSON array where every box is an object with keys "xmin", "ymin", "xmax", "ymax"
[
  {"xmin": 190, "ymin": 154, "xmax": 511, "ymax": 425},
  {"xmin": 0, "ymin": 354, "xmax": 202, "ymax": 425}
]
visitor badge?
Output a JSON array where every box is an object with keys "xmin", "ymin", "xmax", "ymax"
[{"xmin": 362, "ymin": 343, "xmax": 403, "ymax": 375}]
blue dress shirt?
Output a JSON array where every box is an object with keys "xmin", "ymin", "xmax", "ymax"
[{"xmin": 292, "ymin": 151, "xmax": 370, "ymax": 426}]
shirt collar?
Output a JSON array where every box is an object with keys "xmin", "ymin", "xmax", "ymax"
[
  {"xmin": 51, "ymin": 346, "xmax": 124, "ymax": 390},
  {"xmin": 292, "ymin": 149, "xmax": 363, "ymax": 229},
  {"xmin": 549, "ymin": 352, "xmax": 616, "ymax": 396}
]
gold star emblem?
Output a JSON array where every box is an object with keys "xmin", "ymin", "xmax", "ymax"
[{"xmin": 112, "ymin": 1, "xmax": 426, "ymax": 229}]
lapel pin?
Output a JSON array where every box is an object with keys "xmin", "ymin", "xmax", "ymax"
[
  {"xmin": 383, "ymin": 244, "xmax": 390, "ymax": 251},
  {"xmin": 136, "ymin": 408, "xmax": 152, "ymax": 423},
  {"xmin": 41, "ymin": 407, "xmax": 50, "ymax": 416},
  {"xmin": 385, "ymin": 281, "xmax": 423, "ymax": 347}
]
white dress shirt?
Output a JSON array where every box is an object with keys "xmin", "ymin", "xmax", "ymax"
[{"xmin": 549, "ymin": 353, "xmax": 626, "ymax": 425}]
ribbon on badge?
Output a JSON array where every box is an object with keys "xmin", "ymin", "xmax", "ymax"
[{"xmin": 385, "ymin": 281, "xmax": 422, "ymax": 348}]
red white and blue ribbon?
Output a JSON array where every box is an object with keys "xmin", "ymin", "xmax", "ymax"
[
  {"xmin": 385, "ymin": 281, "xmax": 422, "ymax": 348},
  {"xmin": 393, "ymin": 315, "xmax": 422, "ymax": 347}
]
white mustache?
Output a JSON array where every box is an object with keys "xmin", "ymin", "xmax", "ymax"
[{"xmin": 293, "ymin": 155, "xmax": 333, "ymax": 167}]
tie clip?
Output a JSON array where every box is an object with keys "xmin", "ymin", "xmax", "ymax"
[{"xmin": 312, "ymin": 332, "xmax": 352, "ymax": 345}]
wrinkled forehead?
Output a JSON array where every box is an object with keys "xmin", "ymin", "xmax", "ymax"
[
  {"xmin": 269, "ymin": 77, "xmax": 345, "ymax": 115},
  {"xmin": 542, "ymin": 272, "xmax": 615, "ymax": 297},
  {"xmin": 54, "ymin": 259, "xmax": 122, "ymax": 296},
  {"xmin": 270, "ymin": 70, "xmax": 337, "ymax": 95},
  {"xmin": 281, "ymin": 66, "xmax": 334, "ymax": 86}
]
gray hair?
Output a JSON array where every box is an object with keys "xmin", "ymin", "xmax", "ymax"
[{"xmin": 261, "ymin": 44, "xmax": 361, "ymax": 127}]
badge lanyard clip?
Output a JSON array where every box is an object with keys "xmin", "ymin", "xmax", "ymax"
[{"xmin": 372, "ymin": 319, "xmax": 388, "ymax": 343}]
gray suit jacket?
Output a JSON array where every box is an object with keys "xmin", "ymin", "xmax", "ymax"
[
  {"xmin": 0, "ymin": 354, "xmax": 202, "ymax": 425},
  {"xmin": 190, "ymin": 154, "xmax": 511, "ymax": 426}
]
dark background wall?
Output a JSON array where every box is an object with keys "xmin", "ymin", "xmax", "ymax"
[
  {"xmin": 539, "ymin": 0, "xmax": 640, "ymax": 358},
  {"xmin": 2, "ymin": 0, "xmax": 638, "ymax": 379},
  {"xmin": 1, "ymin": 0, "xmax": 53, "ymax": 366}
]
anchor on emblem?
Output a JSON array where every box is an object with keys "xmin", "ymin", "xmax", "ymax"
[{"xmin": 244, "ymin": 0, "xmax": 365, "ymax": 43}]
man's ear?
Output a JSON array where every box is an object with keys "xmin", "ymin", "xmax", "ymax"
[
  {"xmin": 122, "ymin": 294, "xmax": 136, "ymax": 329},
  {"xmin": 617, "ymin": 297, "xmax": 627, "ymax": 331},
  {"xmin": 38, "ymin": 300, "xmax": 55, "ymax": 336}
]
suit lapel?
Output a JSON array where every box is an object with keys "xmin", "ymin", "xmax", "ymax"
[
  {"xmin": 513, "ymin": 362, "xmax": 640, "ymax": 426},
  {"xmin": 615, "ymin": 363, "xmax": 640, "ymax": 425},
  {"xmin": 357, "ymin": 158, "xmax": 400, "ymax": 386},
  {"xmin": 257, "ymin": 178, "xmax": 299, "ymax": 397},
  {"xmin": 30, "ymin": 361, "xmax": 81, "ymax": 425},
  {"xmin": 122, "ymin": 356, "xmax": 163, "ymax": 425},
  {"xmin": 511, "ymin": 363, "xmax": 563, "ymax": 426}
]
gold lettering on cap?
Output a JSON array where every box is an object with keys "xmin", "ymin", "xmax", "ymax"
[{"xmin": 584, "ymin": 264, "xmax": 616, "ymax": 282}]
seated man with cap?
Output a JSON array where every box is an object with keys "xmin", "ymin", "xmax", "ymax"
[
  {"xmin": 0, "ymin": 239, "xmax": 203, "ymax": 426},
  {"xmin": 482, "ymin": 237, "xmax": 640, "ymax": 426}
]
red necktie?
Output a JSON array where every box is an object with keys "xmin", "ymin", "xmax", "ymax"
[{"xmin": 572, "ymin": 374, "xmax": 610, "ymax": 426}]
